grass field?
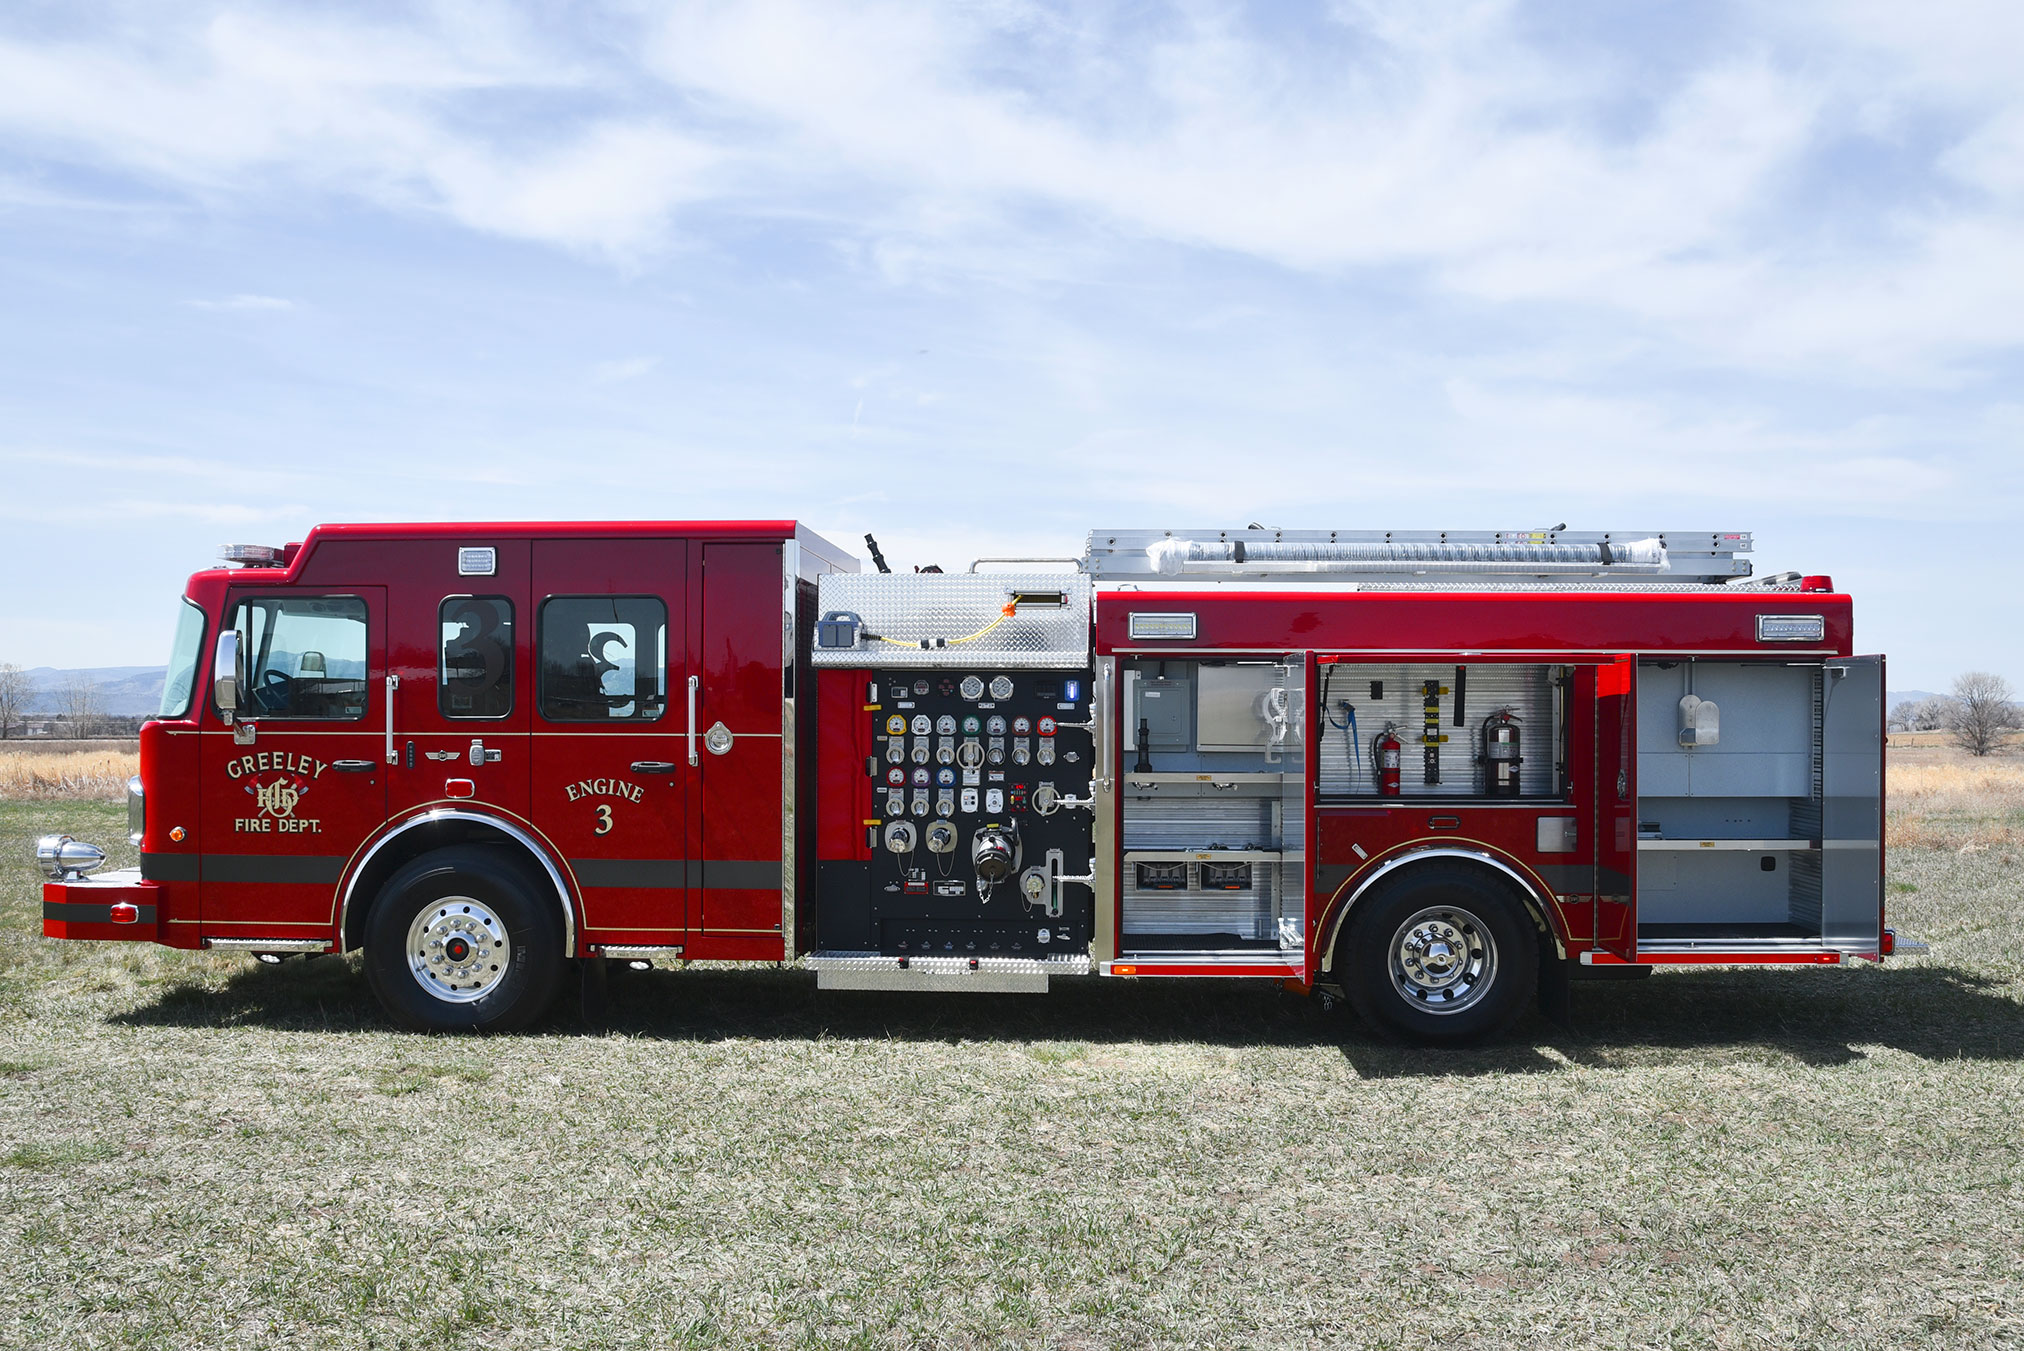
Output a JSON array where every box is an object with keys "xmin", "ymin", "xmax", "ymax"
[{"xmin": 2, "ymin": 769, "xmax": 2021, "ymax": 1348}]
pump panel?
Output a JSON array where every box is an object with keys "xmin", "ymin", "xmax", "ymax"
[{"xmin": 851, "ymin": 668, "xmax": 1096, "ymax": 957}]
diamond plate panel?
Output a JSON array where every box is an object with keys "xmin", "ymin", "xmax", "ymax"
[
  {"xmin": 807, "ymin": 951, "xmax": 1091, "ymax": 991},
  {"xmin": 813, "ymin": 572, "xmax": 1092, "ymax": 668}
]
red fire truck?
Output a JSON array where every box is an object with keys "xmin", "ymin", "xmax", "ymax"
[{"xmin": 37, "ymin": 523, "xmax": 1897, "ymax": 1043}]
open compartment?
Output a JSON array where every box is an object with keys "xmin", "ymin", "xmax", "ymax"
[
  {"xmin": 1633, "ymin": 658, "xmax": 1881, "ymax": 949},
  {"xmin": 1316, "ymin": 661, "xmax": 1568, "ymax": 799},
  {"xmin": 1118, "ymin": 658, "xmax": 1305, "ymax": 954}
]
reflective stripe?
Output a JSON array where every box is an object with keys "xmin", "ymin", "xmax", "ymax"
[
  {"xmin": 44, "ymin": 902, "xmax": 157, "ymax": 925},
  {"xmin": 140, "ymin": 853, "xmax": 199, "ymax": 882},
  {"xmin": 569, "ymin": 859, "xmax": 782, "ymax": 890},
  {"xmin": 202, "ymin": 855, "xmax": 349, "ymax": 885}
]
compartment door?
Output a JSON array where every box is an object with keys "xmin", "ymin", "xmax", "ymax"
[
  {"xmin": 1820, "ymin": 655, "xmax": 1884, "ymax": 951},
  {"xmin": 694, "ymin": 540, "xmax": 787, "ymax": 944},
  {"xmin": 1592, "ymin": 655, "xmax": 1637, "ymax": 959}
]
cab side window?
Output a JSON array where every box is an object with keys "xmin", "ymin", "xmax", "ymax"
[
  {"xmin": 538, "ymin": 596, "xmax": 667, "ymax": 722},
  {"xmin": 231, "ymin": 596, "xmax": 369, "ymax": 720},
  {"xmin": 440, "ymin": 596, "xmax": 514, "ymax": 718}
]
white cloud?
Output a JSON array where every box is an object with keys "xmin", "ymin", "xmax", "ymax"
[{"xmin": 0, "ymin": 1, "xmax": 2018, "ymax": 376}]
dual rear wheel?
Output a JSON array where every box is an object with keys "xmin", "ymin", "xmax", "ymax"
[{"xmin": 1336, "ymin": 863, "xmax": 1539, "ymax": 1044}]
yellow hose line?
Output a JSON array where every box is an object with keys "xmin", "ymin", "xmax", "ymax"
[{"xmin": 870, "ymin": 603, "xmax": 1017, "ymax": 648}]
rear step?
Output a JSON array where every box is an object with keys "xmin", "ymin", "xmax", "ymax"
[{"xmin": 808, "ymin": 951, "xmax": 1090, "ymax": 993}]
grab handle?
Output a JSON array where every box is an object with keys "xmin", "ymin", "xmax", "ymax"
[{"xmin": 686, "ymin": 675, "xmax": 700, "ymax": 767}]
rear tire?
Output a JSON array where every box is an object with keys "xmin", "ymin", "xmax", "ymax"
[
  {"xmin": 1339, "ymin": 863, "xmax": 1538, "ymax": 1045},
  {"xmin": 364, "ymin": 846, "xmax": 564, "ymax": 1033}
]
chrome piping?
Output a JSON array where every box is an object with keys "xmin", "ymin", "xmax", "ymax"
[
  {"xmin": 1314, "ymin": 845, "xmax": 1558, "ymax": 975},
  {"xmin": 335, "ymin": 808, "xmax": 576, "ymax": 957}
]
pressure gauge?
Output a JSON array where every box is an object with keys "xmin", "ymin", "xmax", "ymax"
[
  {"xmin": 986, "ymin": 715, "xmax": 1007, "ymax": 736},
  {"xmin": 885, "ymin": 714, "xmax": 908, "ymax": 736},
  {"xmin": 911, "ymin": 714, "xmax": 932, "ymax": 736},
  {"xmin": 936, "ymin": 715, "xmax": 957, "ymax": 735},
  {"xmin": 960, "ymin": 676, "xmax": 984, "ymax": 701},
  {"xmin": 988, "ymin": 675, "xmax": 1014, "ymax": 700}
]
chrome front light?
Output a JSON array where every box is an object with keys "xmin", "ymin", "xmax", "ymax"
[
  {"xmin": 128, "ymin": 775, "xmax": 145, "ymax": 847},
  {"xmin": 35, "ymin": 835, "xmax": 107, "ymax": 881}
]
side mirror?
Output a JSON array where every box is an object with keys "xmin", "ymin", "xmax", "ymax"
[{"xmin": 214, "ymin": 630, "xmax": 243, "ymax": 722}]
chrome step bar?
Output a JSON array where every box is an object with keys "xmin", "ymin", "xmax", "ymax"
[
  {"xmin": 204, "ymin": 937, "xmax": 328, "ymax": 953},
  {"xmin": 807, "ymin": 951, "xmax": 1089, "ymax": 993}
]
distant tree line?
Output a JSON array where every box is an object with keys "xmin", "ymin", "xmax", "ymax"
[
  {"xmin": 0, "ymin": 663, "xmax": 142, "ymax": 739},
  {"xmin": 1890, "ymin": 672, "xmax": 2021, "ymax": 757}
]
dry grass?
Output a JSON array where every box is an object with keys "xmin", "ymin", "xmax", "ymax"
[
  {"xmin": 1887, "ymin": 755, "xmax": 2024, "ymax": 850},
  {"xmin": 2, "ymin": 800, "xmax": 2023, "ymax": 1349},
  {"xmin": 0, "ymin": 748, "xmax": 138, "ymax": 801}
]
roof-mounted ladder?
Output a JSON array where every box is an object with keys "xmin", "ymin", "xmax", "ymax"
[{"xmin": 1081, "ymin": 529, "xmax": 1754, "ymax": 585}]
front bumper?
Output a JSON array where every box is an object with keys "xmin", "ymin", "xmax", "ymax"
[{"xmin": 43, "ymin": 870, "xmax": 160, "ymax": 940}]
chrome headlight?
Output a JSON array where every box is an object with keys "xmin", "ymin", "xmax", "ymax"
[
  {"xmin": 35, "ymin": 835, "xmax": 107, "ymax": 881},
  {"xmin": 128, "ymin": 776, "xmax": 145, "ymax": 847}
]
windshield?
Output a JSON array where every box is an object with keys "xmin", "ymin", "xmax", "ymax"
[{"xmin": 158, "ymin": 599, "xmax": 206, "ymax": 719}]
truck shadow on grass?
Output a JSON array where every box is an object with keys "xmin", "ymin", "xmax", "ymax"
[{"xmin": 110, "ymin": 957, "xmax": 2024, "ymax": 1077}]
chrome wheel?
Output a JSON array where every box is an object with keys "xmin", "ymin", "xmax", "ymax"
[
  {"xmin": 406, "ymin": 896, "xmax": 511, "ymax": 1003},
  {"xmin": 1387, "ymin": 905, "xmax": 1497, "ymax": 1014}
]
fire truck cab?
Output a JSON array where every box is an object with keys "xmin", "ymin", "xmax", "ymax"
[{"xmin": 39, "ymin": 523, "xmax": 1893, "ymax": 1044}]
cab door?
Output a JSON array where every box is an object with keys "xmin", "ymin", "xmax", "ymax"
[
  {"xmin": 199, "ymin": 588, "xmax": 387, "ymax": 937},
  {"xmin": 531, "ymin": 539, "xmax": 688, "ymax": 947},
  {"xmin": 693, "ymin": 541, "xmax": 786, "ymax": 944},
  {"xmin": 1592, "ymin": 654, "xmax": 1637, "ymax": 960},
  {"xmin": 387, "ymin": 541, "xmax": 532, "ymax": 822}
]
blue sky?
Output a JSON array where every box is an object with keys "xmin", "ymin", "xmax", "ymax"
[{"xmin": 1, "ymin": 0, "xmax": 2019, "ymax": 691}]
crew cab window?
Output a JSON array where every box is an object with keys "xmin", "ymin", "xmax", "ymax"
[
  {"xmin": 439, "ymin": 596, "xmax": 514, "ymax": 718},
  {"xmin": 229, "ymin": 596, "xmax": 370, "ymax": 720},
  {"xmin": 538, "ymin": 596, "xmax": 667, "ymax": 722}
]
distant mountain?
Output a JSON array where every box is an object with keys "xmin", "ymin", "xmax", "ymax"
[
  {"xmin": 1887, "ymin": 690, "xmax": 1943, "ymax": 707},
  {"xmin": 19, "ymin": 666, "xmax": 168, "ymax": 717}
]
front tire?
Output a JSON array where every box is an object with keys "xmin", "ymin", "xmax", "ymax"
[
  {"xmin": 364, "ymin": 846, "xmax": 564, "ymax": 1033},
  {"xmin": 1339, "ymin": 864, "xmax": 1538, "ymax": 1044}
]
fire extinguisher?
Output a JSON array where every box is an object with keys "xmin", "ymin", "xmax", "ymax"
[
  {"xmin": 1482, "ymin": 708, "xmax": 1522, "ymax": 797},
  {"xmin": 1371, "ymin": 725, "xmax": 1402, "ymax": 796}
]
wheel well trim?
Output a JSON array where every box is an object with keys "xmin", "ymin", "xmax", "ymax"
[
  {"xmin": 1316, "ymin": 844, "xmax": 1564, "ymax": 975},
  {"xmin": 337, "ymin": 808, "xmax": 577, "ymax": 955}
]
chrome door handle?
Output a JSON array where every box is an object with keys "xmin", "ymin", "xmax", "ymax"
[
  {"xmin": 631, "ymin": 760, "xmax": 677, "ymax": 775},
  {"xmin": 469, "ymin": 740, "xmax": 501, "ymax": 766},
  {"xmin": 332, "ymin": 760, "xmax": 376, "ymax": 773},
  {"xmin": 687, "ymin": 675, "xmax": 700, "ymax": 767}
]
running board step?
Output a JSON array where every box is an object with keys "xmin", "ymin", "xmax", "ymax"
[
  {"xmin": 807, "ymin": 951, "xmax": 1089, "ymax": 993},
  {"xmin": 204, "ymin": 938, "xmax": 329, "ymax": 953}
]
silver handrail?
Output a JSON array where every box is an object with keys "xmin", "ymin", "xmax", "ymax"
[{"xmin": 686, "ymin": 675, "xmax": 700, "ymax": 767}]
